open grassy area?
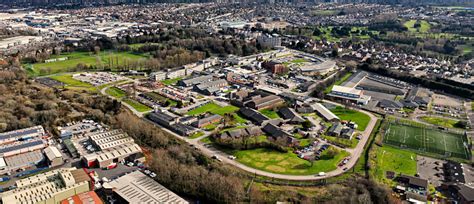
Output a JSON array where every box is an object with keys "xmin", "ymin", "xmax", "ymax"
[
  {"xmin": 187, "ymin": 102, "xmax": 240, "ymax": 116},
  {"xmin": 324, "ymin": 72, "xmax": 353, "ymax": 94},
  {"xmin": 312, "ymin": 9, "xmax": 338, "ymax": 16},
  {"xmin": 188, "ymin": 131, "xmax": 205, "ymax": 139},
  {"xmin": 373, "ymin": 145, "xmax": 417, "ymax": 184},
  {"xmin": 161, "ymin": 77, "xmax": 183, "ymax": 86},
  {"xmin": 384, "ymin": 123, "xmax": 470, "ymax": 160},
  {"xmin": 123, "ymin": 98, "xmax": 152, "ymax": 112},
  {"xmin": 420, "ymin": 116, "xmax": 463, "ymax": 129},
  {"xmin": 233, "ymin": 148, "xmax": 349, "ymax": 175},
  {"xmin": 330, "ymin": 106, "xmax": 370, "ymax": 131},
  {"xmin": 105, "ymin": 87, "xmax": 126, "ymax": 98},
  {"xmin": 259, "ymin": 109, "xmax": 280, "ymax": 119},
  {"xmin": 28, "ymin": 51, "xmax": 147, "ymax": 76},
  {"xmin": 323, "ymin": 135, "xmax": 358, "ymax": 148},
  {"xmin": 49, "ymin": 74, "xmax": 97, "ymax": 92},
  {"xmin": 404, "ymin": 20, "xmax": 431, "ymax": 33}
]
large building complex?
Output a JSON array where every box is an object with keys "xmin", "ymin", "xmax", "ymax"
[
  {"xmin": 0, "ymin": 168, "xmax": 92, "ymax": 204},
  {"xmin": 103, "ymin": 171, "xmax": 188, "ymax": 204},
  {"xmin": 328, "ymin": 85, "xmax": 371, "ymax": 105},
  {"xmin": 72, "ymin": 130, "xmax": 144, "ymax": 168}
]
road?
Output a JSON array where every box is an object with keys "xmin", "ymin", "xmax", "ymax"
[
  {"xmin": 101, "ymin": 83, "xmax": 379, "ymax": 180},
  {"xmin": 140, "ymin": 99, "xmax": 379, "ymax": 181}
]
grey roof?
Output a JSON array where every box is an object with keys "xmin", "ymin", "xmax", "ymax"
[
  {"xmin": 457, "ymin": 184, "xmax": 474, "ymax": 201},
  {"xmin": 179, "ymin": 75, "xmax": 213, "ymax": 86},
  {"xmin": 328, "ymin": 123, "xmax": 343, "ymax": 135},
  {"xmin": 400, "ymin": 174, "xmax": 428, "ymax": 188},
  {"xmin": 193, "ymin": 114, "xmax": 222, "ymax": 126},
  {"xmin": 0, "ymin": 140, "xmax": 44, "ymax": 154},
  {"xmin": 378, "ymin": 99, "xmax": 403, "ymax": 109},
  {"xmin": 239, "ymin": 107, "xmax": 269, "ymax": 124},
  {"xmin": 279, "ymin": 107, "xmax": 305, "ymax": 123},
  {"xmin": 262, "ymin": 123, "xmax": 292, "ymax": 138},
  {"xmin": 0, "ymin": 126, "xmax": 44, "ymax": 141},
  {"xmin": 341, "ymin": 128, "xmax": 355, "ymax": 137},
  {"xmin": 310, "ymin": 103, "xmax": 339, "ymax": 121}
]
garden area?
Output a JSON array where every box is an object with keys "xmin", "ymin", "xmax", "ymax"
[{"xmin": 330, "ymin": 106, "xmax": 371, "ymax": 131}]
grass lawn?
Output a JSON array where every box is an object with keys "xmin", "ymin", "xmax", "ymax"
[
  {"xmin": 200, "ymin": 137, "xmax": 212, "ymax": 144},
  {"xmin": 28, "ymin": 51, "xmax": 147, "ymax": 76},
  {"xmin": 259, "ymin": 109, "xmax": 280, "ymax": 119},
  {"xmin": 105, "ymin": 87, "xmax": 126, "ymax": 98},
  {"xmin": 420, "ymin": 116, "xmax": 463, "ymax": 129},
  {"xmin": 374, "ymin": 145, "xmax": 417, "ymax": 184},
  {"xmin": 128, "ymin": 43, "xmax": 161, "ymax": 49},
  {"xmin": 187, "ymin": 102, "xmax": 240, "ymax": 116},
  {"xmin": 331, "ymin": 106, "xmax": 370, "ymax": 131},
  {"xmin": 234, "ymin": 148, "xmax": 349, "ymax": 175},
  {"xmin": 323, "ymin": 135, "xmax": 358, "ymax": 148},
  {"xmin": 404, "ymin": 20, "xmax": 431, "ymax": 33},
  {"xmin": 220, "ymin": 126, "xmax": 246, "ymax": 134},
  {"xmin": 324, "ymin": 72, "xmax": 353, "ymax": 94},
  {"xmin": 312, "ymin": 9, "xmax": 338, "ymax": 16},
  {"xmin": 290, "ymin": 58, "xmax": 307, "ymax": 64},
  {"xmin": 123, "ymin": 99, "xmax": 152, "ymax": 112},
  {"xmin": 49, "ymin": 74, "xmax": 97, "ymax": 92},
  {"xmin": 188, "ymin": 131, "xmax": 205, "ymax": 139},
  {"xmin": 161, "ymin": 77, "xmax": 183, "ymax": 86}
]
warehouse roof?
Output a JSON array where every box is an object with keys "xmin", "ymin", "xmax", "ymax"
[
  {"xmin": 44, "ymin": 146, "xmax": 62, "ymax": 160},
  {"xmin": 331, "ymin": 85, "xmax": 362, "ymax": 96},
  {"xmin": 0, "ymin": 139, "xmax": 45, "ymax": 154},
  {"xmin": 103, "ymin": 171, "xmax": 188, "ymax": 204},
  {"xmin": 0, "ymin": 126, "xmax": 44, "ymax": 141},
  {"xmin": 310, "ymin": 103, "xmax": 339, "ymax": 121}
]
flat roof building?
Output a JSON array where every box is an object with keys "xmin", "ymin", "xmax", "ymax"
[
  {"xmin": 328, "ymin": 85, "xmax": 371, "ymax": 105},
  {"xmin": 103, "ymin": 170, "xmax": 188, "ymax": 204},
  {"xmin": 1, "ymin": 168, "xmax": 91, "ymax": 204},
  {"xmin": 0, "ymin": 125, "xmax": 45, "ymax": 145},
  {"xmin": 44, "ymin": 146, "xmax": 64, "ymax": 167}
]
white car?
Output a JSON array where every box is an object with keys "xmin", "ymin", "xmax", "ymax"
[
  {"xmin": 144, "ymin": 170, "xmax": 151, "ymax": 175},
  {"xmin": 228, "ymin": 156, "xmax": 236, "ymax": 160},
  {"xmin": 149, "ymin": 173, "xmax": 157, "ymax": 178},
  {"xmin": 127, "ymin": 162, "xmax": 134, "ymax": 167}
]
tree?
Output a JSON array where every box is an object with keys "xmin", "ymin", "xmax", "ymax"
[{"xmin": 302, "ymin": 120, "xmax": 312, "ymax": 130}]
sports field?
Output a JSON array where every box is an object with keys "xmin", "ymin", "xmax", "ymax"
[{"xmin": 383, "ymin": 123, "xmax": 470, "ymax": 159}]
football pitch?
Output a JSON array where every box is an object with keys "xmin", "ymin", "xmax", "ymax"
[{"xmin": 383, "ymin": 123, "xmax": 470, "ymax": 160}]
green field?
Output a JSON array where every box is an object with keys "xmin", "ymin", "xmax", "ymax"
[
  {"xmin": 331, "ymin": 106, "xmax": 370, "ymax": 131},
  {"xmin": 259, "ymin": 109, "xmax": 280, "ymax": 119},
  {"xmin": 233, "ymin": 148, "xmax": 349, "ymax": 175},
  {"xmin": 374, "ymin": 145, "xmax": 417, "ymax": 184},
  {"xmin": 105, "ymin": 87, "xmax": 126, "ymax": 98},
  {"xmin": 161, "ymin": 77, "xmax": 183, "ymax": 86},
  {"xmin": 384, "ymin": 123, "xmax": 470, "ymax": 159},
  {"xmin": 187, "ymin": 102, "xmax": 239, "ymax": 116},
  {"xmin": 123, "ymin": 99, "xmax": 152, "ymax": 112},
  {"xmin": 404, "ymin": 20, "xmax": 431, "ymax": 33},
  {"xmin": 28, "ymin": 51, "xmax": 146, "ymax": 76},
  {"xmin": 420, "ymin": 116, "xmax": 464, "ymax": 129}
]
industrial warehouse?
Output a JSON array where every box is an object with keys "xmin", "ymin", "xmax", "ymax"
[
  {"xmin": 0, "ymin": 126, "xmax": 51, "ymax": 175},
  {"xmin": 71, "ymin": 129, "xmax": 144, "ymax": 168}
]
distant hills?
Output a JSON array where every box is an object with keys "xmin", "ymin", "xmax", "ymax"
[{"xmin": 0, "ymin": 0, "xmax": 472, "ymax": 7}]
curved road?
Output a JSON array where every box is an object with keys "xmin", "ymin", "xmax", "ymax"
[
  {"xmin": 145, "ymin": 101, "xmax": 378, "ymax": 181},
  {"xmin": 101, "ymin": 85, "xmax": 379, "ymax": 181}
]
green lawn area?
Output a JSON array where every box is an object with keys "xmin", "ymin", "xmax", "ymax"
[
  {"xmin": 49, "ymin": 74, "xmax": 97, "ymax": 92},
  {"xmin": 374, "ymin": 145, "xmax": 417, "ymax": 184},
  {"xmin": 161, "ymin": 77, "xmax": 183, "ymax": 86},
  {"xmin": 331, "ymin": 106, "xmax": 370, "ymax": 131},
  {"xmin": 188, "ymin": 131, "xmax": 205, "ymax": 139},
  {"xmin": 220, "ymin": 126, "xmax": 246, "ymax": 134},
  {"xmin": 290, "ymin": 58, "xmax": 307, "ymax": 64},
  {"xmin": 233, "ymin": 148, "xmax": 349, "ymax": 175},
  {"xmin": 28, "ymin": 51, "xmax": 147, "ymax": 76},
  {"xmin": 187, "ymin": 102, "xmax": 240, "ymax": 116},
  {"xmin": 123, "ymin": 99, "xmax": 152, "ymax": 112},
  {"xmin": 259, "ymin": 109, "xmax": 280, "ymax": 119},
  {"xmin": 404, "ymin": 20, "xmax": 431, "ymax": 33},
  {"xmin": 420, "ymin": 116, "xmax": 463, "ymax": 129},
  {"xmin": 312, "ymin": 9, "xmax": 338, "ymax": 16},
  {"xmin": 324, "ymin": 72, "xmax": 353, "ymax": 94},
  {"xmin": 323, "ymin": 135, "xmax": 358, "ymax": 148},
  {"xmin": 128, "ymin": 43, "xmax": 161, "ymax": 49},
  {"xmin": 105, "ymin": 87, "xmax": 126, "ymax": 98}
]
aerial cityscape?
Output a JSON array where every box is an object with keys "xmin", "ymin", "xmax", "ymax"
[{"xmin": 0, "ymin": 0, "xmax": 473, "ymax": 203}]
